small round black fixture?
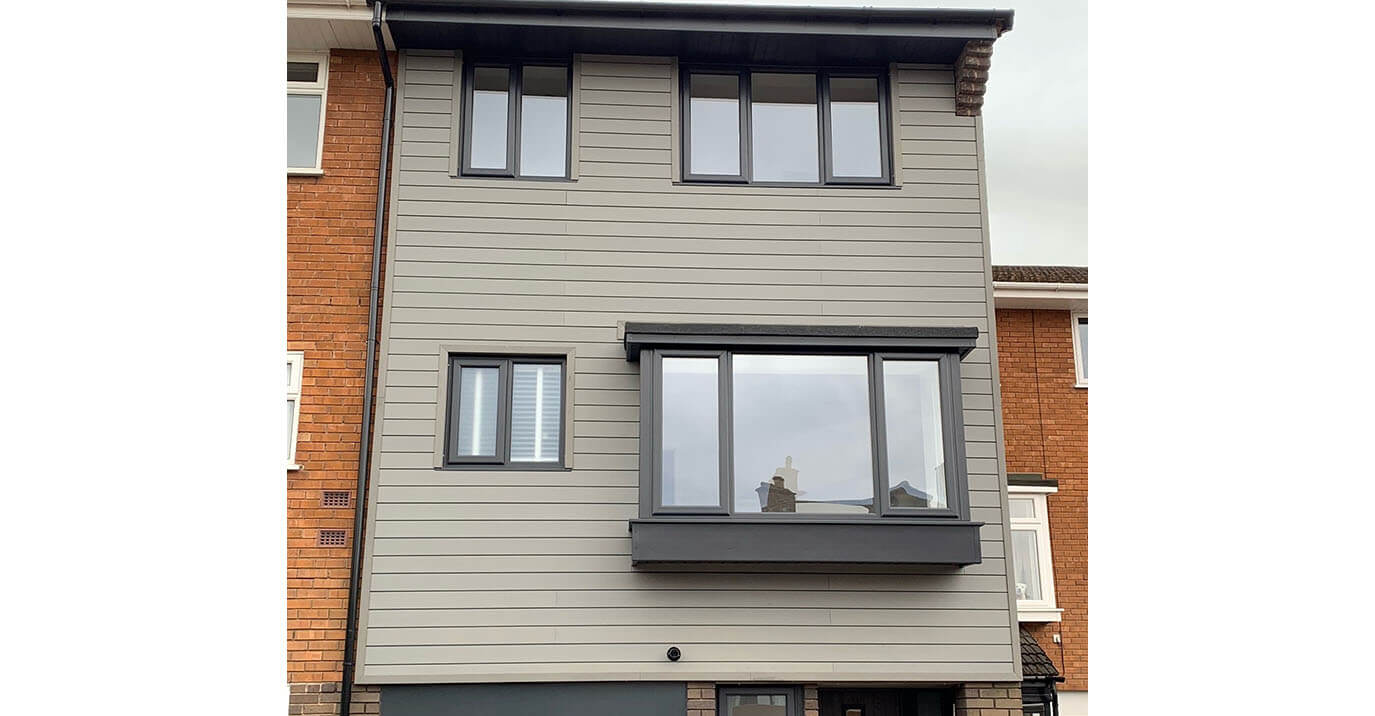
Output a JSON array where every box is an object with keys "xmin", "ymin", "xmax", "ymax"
[{"xmin": 666, "ymin": 646, "xmax": 682, "ymax": 662}]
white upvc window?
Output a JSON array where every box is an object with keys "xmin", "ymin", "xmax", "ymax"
[
  {"xmin": 287, "ymin": 351, "xmax": 304, "ymax": 470},
  {"xmin": 1009, "ymin": 485, "xmax": 1062, "ymax": 621},
  {"xmin": 1071, "ymin": 311, "xmax": 1088, "ymax": 387},
  {"xmin": 288, "ymin": 53, "xmax": 329, "ymax": 174}
]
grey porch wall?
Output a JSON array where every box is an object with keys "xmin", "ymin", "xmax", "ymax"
[{"xmin": 357, "ymin": 51, "xmax": 1018, "ymax": 684}]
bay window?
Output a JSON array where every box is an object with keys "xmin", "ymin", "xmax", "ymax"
[{"xmin": 681, "ymin": 68, "xmax": 892, "ymax": 185}]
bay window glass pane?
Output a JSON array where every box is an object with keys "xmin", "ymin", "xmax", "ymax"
[
  {"xmin": 287, "ymin": 93, "xmax": 322, "ymax": 168},
  {"xmin": 470, "ymin": 67, "xmax": 510, "ymax": 170},
  {"xmin": 1012, "ymin": 529, "xmax": 1043, "ymax": 601},
  {"xmin": 661, "ymin": 357, "xmax": 721, "ymax": 507},
  {"xmin": 1009, "ymin": 496, "xmax": 1036, "ymax": 519},
  {"xmin": 287, "ymin": 398, "xmax": 297, "ymax": 460},
  {"xmin": 732, "ymin": 355, "xmax": 873, "ymax": 514},
  {"xmin": 689, "ymin": 74, "xmax": 741, "ymax": 176},
  {"xmin": 510, "ymin": 363, "xmax": 561, "ymax": 462},
  {"xmin": 1077, "ymin": 316, "xmax": 1088, "ymax": 378},
  {"xmin": 287, "ymin": 61, "xmax": 319, "ymax": 83},
  {"xmin": 725, "ymin": 694, "xmax": 789, "ymax": 716},
  {"xmin": 882, "ymin": 360, "xmax": 947, "ymax": 509},
  {"xmin": 751, "ymin": 73, "xmax": 819, "ymax": 182},
  {"xmin": 828, "ymin": 76, "xmax": 882, "ymax": 177},
  {"xmin": 456, "ymin": 366, "xmax": 499, "ymax": 456},
  {"xmin": 519, "ymin": 66, "xmax": 568, "ymax": 177}
]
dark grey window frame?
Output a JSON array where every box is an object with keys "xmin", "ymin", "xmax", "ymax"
[
  {"xmin": 643, "ymin": 347, "xmax": 966, "ymax": 520},
  {"xmin": 459, "ymin": 59, "xmax": 573, "ymax": 180},
  {"xmin": 442, "ymin": 355, "xmax": 568, "ymax": 470},
  {"xmin": 717, "ymin": 686, "xmax": 802, "ymax": 716},
  {"xmin": 680, "ymin": 65, "xmax": 893, "ymax": 186}
]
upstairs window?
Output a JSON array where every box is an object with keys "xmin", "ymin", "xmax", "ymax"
[
  {"xmin": 1009, "ymin": 486, "xmax": 1061, "ymax": 621},
  {"xmin": 1072, "ymin": 312, "xmax": 1088, "ymax": 386},
  {"xmin": 287, "ymin": 55, "xmax": 329, "ymax": 173},
  {"xmin": 648, "ymin": 349, "xmax": 965, "ymax": 517},
  {"xmin": 682, "ymin": 68, "xmax": 891, "ymax": 185},
  {"xmin": 443, "ymin": 356, "xmax": 567, "ymax": 468},
  {"xmin": 461, "ymin": 62, "xmax": 571, "ymax": 178}
]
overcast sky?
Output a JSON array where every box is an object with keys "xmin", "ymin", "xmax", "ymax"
[{"xmin": 604, "ymin": 0, "xmax": 1088, "ymax": 266}]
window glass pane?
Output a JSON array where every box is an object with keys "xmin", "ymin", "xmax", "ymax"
[
  {"xmin": 661, "ymin": 357, "xmax": 721, "ymax": 507},
  {"xmin": 751, "ymin": 73, "xmax": 819, "ymax": 182},
  {"xmin": 1077, "ymin": 317, "xmax": 1088, "ymax": 378},
  {"xmin": 287, "ymin": 360, "xmax": 295, "ymax": 389},
  {"xmin": 828, "ymin": 76, "xmax": 882, "ymax": 177},
  {"xmin": 882, "ymin": 360, "xmax": 947, "ymax": 509},
  {"xmin": 287, "ymin": 398, "xmax": 298, "ymax": 460},
  {"xmin": 1012, "ymin": 529, "xmax": 1043, "ymax": 601},
  {"xmin": 510, "ymin": 363, "xmax": 562, "ymax": 462},
  {"xmin": 470, "ymin": 67, "xmax": 510, "ymax": 170},
  {"xmin": 519, "ymin": 66, "xmax": 568, "ymax": 177},
  {"xmin": 1009, "ymin": 496, "xmax": 1036, "ymax": 519},
  {"xmin": 287, "ymin": 93, "xmax": 323, "ymax": 168},
  {"xmin": 689, "ymin": 74, "xmax": 741, "ymax": 176},
  {"xmin": 287, "ymin": 61, "xmax": 319, "ymax": 83},
  {"xmin": 726, "ymin": 693, "xmax": 789, "ymax": 716},
  {"xmin": 456, "ymin": 366, "xmax": 500, "ymax": 456},
  {"xmin": 732, "ymin": 355, "xmax": 873, "ymax": 514}
]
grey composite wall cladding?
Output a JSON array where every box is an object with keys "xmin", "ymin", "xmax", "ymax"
[{"xmin": 381, "ymin": 682, "xmax": 686, "ymax": 716}]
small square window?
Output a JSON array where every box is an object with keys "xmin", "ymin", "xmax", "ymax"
[
  {"xmin": 462, "ymin": 62, "xmax": 571, "ymax": 179},
  {"xmin": 444, "ymin": 355, "xmax": 568, "ymax": 468}
]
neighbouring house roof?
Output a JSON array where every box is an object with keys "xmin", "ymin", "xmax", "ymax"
[
  {"xmin": 992, "ymin": 265, "xmax": 1088, "ymax": 284},
  {"xmin": 1020, "ymin": 628, "xmax": 1061, "ymax": 680}
]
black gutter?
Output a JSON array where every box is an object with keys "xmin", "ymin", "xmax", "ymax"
[{"xmin": 341, "ymin": 4, "xmax": 393, "ymax": 716}]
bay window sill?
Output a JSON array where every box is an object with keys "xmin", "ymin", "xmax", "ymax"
[{"xmin": 628, "ymin": 517, "xmax": 983, "ymax": 567}]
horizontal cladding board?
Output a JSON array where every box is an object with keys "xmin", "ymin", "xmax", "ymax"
[
  {"xmin": 397, "ymin": 186, "xmax": 983, "ymax": 208},
  {"xmin": 365, "ymin": 607, "xmax": 1008, "ymax": 629},
  {"xmin": 395, "ymin": 202, "xmax": 982, "ymax": 226},
  {"xmin": 389, "ymin": 276, "xmax": 992, "ymax": 297},
  {"xmin": 368, "ymin": 587, "xmax": 1012, "ymax": 611},
  {"xmin": 390, "ymin": 261, "xmax": 985, "ymax": 284},
  {"xmin": 360, "ymin": 663, "xmax": 1016, "ymax": 681},
  {"xmin": 365, "ymin": 624, "xmax": 1011, "ymax": 646},
  {"xmin": 385, "ymin": 307, "xmax": 990, "ymax": 327},
  {"xmin": 367, "ymin": 571, "xmax": 1011, "ymax": 593},
  {"xmin": 363, "ymin": 643, "xmax": 1011, "ymax": 666}
]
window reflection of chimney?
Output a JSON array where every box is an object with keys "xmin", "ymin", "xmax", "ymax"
[{"xmin": 756, "ymin": 464, "xmax": 798, "ymax": 513}]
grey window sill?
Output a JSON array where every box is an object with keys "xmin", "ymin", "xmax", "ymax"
[{"xmin": 628, "ymin": 517, "xmax": 983, "ymax": 567}]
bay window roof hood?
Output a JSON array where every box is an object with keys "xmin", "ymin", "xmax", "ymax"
[{"xmin": 378, "ymin": 1, "xmax": 1014, "ymax": 65}]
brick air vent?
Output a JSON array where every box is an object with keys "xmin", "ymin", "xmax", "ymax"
[
  {"xmin": 318, "ymin": 529, "xmax": 347, "ymax": 547},
  {"xmin": 321, "ymin": 491, "xmax": 351, "ymax": 508}
]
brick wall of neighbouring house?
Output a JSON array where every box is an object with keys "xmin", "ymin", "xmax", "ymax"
[
  {"xmin": 996, "ymin": 308, "xmax": 1088, "ymax": 692},
  {"xmin": 287, "ymin": 48, "xmax": 393, "ymax": 692}
]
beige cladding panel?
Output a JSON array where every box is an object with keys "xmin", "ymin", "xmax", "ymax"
[{"xmin": 358, "ymin": 51, "xmax": 1017, "ymax": 684}]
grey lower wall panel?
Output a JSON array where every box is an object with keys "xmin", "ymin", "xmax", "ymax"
[
  {"xmin": 382, "ymin": 682, "xmax": 686, "ymax": 716},
  {"xmin": 357, "ymin": 51, "xmax": 1018, "ymax": 685}
]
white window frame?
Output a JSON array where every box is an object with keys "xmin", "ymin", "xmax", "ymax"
[
  {"xmin": 1009, "ymin": 485, "xmax": 1062, "ymax": 622},
  {"xmin": 1071, "ymin": 311, "xmax": 1088, "ymax": 388},
  {"xmin": 288, "ymin": 52, "xmax": 330, "ymax": 175},
  {"xmin": 287, "ymin": 351, "xmax": 304, "ymax": 470}
]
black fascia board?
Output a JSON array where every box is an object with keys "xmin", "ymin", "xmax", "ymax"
[
  {"xmin": 629, "ymin": 518, "xmax": 984, "ymax": 566},
  {"xmin": 623, "ymin": 322, "xmax": 980, "ymax": 360}
]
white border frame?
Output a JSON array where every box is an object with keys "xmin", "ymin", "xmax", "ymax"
[
  {"xmin": 288, "ymin": 52, "xmax": 330, "ymax": 175},
  {"xmin": 1009, "ymin": 485, "xmax": 1062, "ymax": 622},
  {"xmin": 287, "ymin": 351, "xmax": 304, "ymax": 470},
  {"xmin": 1071, "ymin": 311, "xmax": 1088, "ymax": 388}
]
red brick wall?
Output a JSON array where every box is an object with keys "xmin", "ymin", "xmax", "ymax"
[
  {"xmin": 287, "ymin": 48, "xmax": 393, "ymax": 686},
  {"xmin": 996, "ymin": 308, "xmax": 1088, "ymax": 691}
]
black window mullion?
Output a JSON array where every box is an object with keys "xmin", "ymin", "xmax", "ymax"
[
  {"xmin": 720, "ymin": 351, "xmax": 734, "ymax": 516},
  {"xmin": 445, "ymin": 358, "xmax": 464, "ymax": 464},
  {"xmin": 508, "ymin": 65, "xmax": 521, "ymax": 178},
  {"xmin": 498, "ymin": 359, "xmax": 514, "ymax": 463},
  {"xmin": 868, "ymin": 353, "xmax": 890, "ymax": 516},
  {"xmin": 817, "ymin": 71, "xmax": 829, "ymax": 185},
  {"xmin": 739, "ymin": 70, "xmax": 752, "ymax": 183}
]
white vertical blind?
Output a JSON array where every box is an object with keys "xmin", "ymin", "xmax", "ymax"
[
  {"xmin": 510, "ymin": 363, "xmax": 561, "ymax": 462},
  {"xmin": 457, "ymin": 367, "xmax": 499, "ymax": 456}
]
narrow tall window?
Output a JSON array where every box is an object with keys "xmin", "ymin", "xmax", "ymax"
[
  {"xmin": 287, "ymin": 351, "xmax": 304, "ymax": 468},
  {"xmin": 444, "ymin": 356, "xmax": 567, "ymax": 467},
  {"xmin": 1009, "ymin": 488, "xmax": 1060, "ymax": 620},
  {"xmin": 463, "ymin": 62, "xmax": 571, "ymax": 178},
  {"xmin": 1072, "ymin": 313, "xmax": 1088, "ymax": 386},
  {"xmin": 682, "ymin": 68, "xmax": 891, "ymax": 185},
  {"xmin": 287, "ymin": 55, "xmax": 328, "ymax": 172},
  {"xmin": 881, "ymin": 360, "xmax": 947, "ymax": 509},
  {"xmin": 659, "ymin": 356, "xmax": 722, "ymax": 508}
]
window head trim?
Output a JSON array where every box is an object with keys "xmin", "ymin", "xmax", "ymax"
[
  {"xmin": 460, "ymin": 59, "xmax": 573, "ymax": 180},
  {"xmin": 680, "ymin": 65, "xmax": 893, "ymax": 186},
  {"xmin": 287, "ymin": 52, "xmax": 329, "ymax": 173}
]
